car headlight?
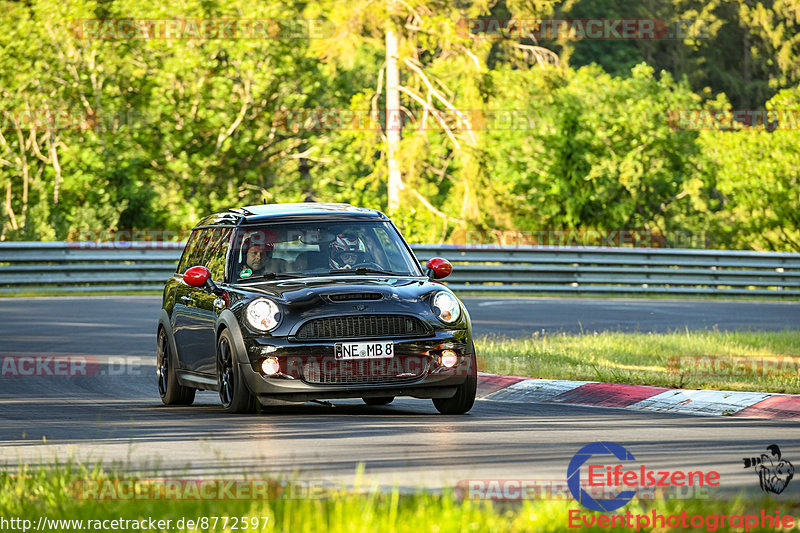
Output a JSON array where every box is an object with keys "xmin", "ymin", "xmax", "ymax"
[
  {"xmin": 431, "ymin": 291, "xmax": 461, "ymax": 324},
  {"xmin": 244, "ymin": 298, "xmax": 281, "ymax": 332}
]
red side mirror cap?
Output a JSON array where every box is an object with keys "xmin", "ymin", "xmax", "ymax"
[
  {"xmin": 426, "ymin": 257, "xmax": 453, "ymax": 280},
  {"xmin": 184, "ymin": 266, "xmax": 211, "ymax": 287}
]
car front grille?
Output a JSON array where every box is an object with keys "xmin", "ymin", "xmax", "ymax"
[
  {"xmin": 301, "ymin": 357, "xmax": 429, "ymax": 385},
  {"xmin": 295, "ymin": 315, "xmax": 429, "ymax": 340}
]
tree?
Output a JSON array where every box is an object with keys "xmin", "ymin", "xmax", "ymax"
[
  {"xmin": 0, "ymin": 0, "xmax": 335, "ymax": 239},
  {"xmin": 700, "ymin": 86, "xmax": 800, "ymax": 251},
  {"xmin": 483, "ymin": 63, "xmax": 710, "ymax": 240}
]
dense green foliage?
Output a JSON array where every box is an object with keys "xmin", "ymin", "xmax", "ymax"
[{"xmin": 0, "ymin": 0, "xmax": 797, "ymax": 249}]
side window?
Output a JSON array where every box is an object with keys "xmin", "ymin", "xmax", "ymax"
[
  {"xmin": 183, "ymin": 229, "xmax": 214, "ymax": 272},
  {"xmin": 204, "ymin": 228, "xmax": 232, "ymax": 282},
  {"xmin": 231, "ymin": 230, "xmax": 250, "ymax": 273},
  {"xmin": 177, "ymin": 230, "xmax": 201, "ymax": 274}
]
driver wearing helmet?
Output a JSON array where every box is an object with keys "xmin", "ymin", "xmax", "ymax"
[{"xmin": 329, "ymin": 233, "xmax": 366, "ymax": 270}]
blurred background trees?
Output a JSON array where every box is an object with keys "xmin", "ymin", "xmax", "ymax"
[{"xmin": 0, "ymin": 0, "xmax": 797, "ymax": 250}]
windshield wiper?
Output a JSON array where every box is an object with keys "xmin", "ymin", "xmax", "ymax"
[
  {"xmin": 240, "ymin": 272, "xmax": 305, "ymax": 281},
  {"xmin": 328, "ymin": 267, "xmax": 399, "ymax": 276}
]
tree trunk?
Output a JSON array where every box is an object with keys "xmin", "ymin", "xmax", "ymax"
[
  {"xmin": 49, "ymin": 131, "xmax": 61, "ymax": 205},
  {"xmin": 15, "ymin": 123, "xmax": 29, "ymax": 228},
  {"xmin": 385, "ymin": 21, "xmax": 402, "ymax": 212}
]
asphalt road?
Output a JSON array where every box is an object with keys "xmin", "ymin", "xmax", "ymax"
[
  {"xmin": 460, "ymin": 296, "xmax": 800, "ymax": 336},
  {"xmin": 0, "ymin": 296, "xmax": 798, "ymax": 496},
  {"xmin": 0, "ymin": 296, "xmax": 798, "ymax": 357}
]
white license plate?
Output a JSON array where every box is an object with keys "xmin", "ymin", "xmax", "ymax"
[{"xmin": 335, "ymin": 341, "xmax": 394, "ymax": 360}]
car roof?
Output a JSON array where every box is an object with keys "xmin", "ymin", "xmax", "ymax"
[{"xmin": 193, "ymin": 203, "xmax": 388, "ymax": 228}]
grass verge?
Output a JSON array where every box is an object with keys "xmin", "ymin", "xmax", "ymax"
[
  {"xmin": 1, "ymin": 463, "xmax": 796, "ymax": 532},
  {"xmin": 476, "ymin": 329, "xmax": 800, "ymax": 394}
]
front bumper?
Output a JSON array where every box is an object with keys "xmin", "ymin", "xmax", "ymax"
[{"xmin": 238, "ymin": 330, "xmax": 474, "ymax": 401}]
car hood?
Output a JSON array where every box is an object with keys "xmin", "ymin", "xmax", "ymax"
[
  {"xmin": 234, "ymin": 275, "xmax": 442, "ymax": 303},
  {"xmin": 228, "ymin": 275, "xmax": 468, "ymax": 336}
]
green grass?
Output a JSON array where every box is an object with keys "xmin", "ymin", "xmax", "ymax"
[
  {"xmin": 1, "ymin": 463, "xmax": 795, "ymax": 532},
  {"xmin": 476, "ymin": 329, "xmax": 800, "ymax": 393}
]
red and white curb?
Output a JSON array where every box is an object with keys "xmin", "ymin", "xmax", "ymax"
[{"xmin": 476, "ymin": 373, "xmax": 800, "ymax": 420}]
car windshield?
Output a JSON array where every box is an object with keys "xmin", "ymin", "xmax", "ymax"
[{"xmin": 231, "ymin": 221, "xmax": 422, "ymax": 280}]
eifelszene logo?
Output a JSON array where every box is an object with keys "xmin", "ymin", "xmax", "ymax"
[
  {"xmin": 568, "ymin": 442, "xmax": 637, "ymax": 512},
  {"xmin": 743, "ymin": 445, "xmax": 794, "ymax": 495},
  {"xmin": 567, "ymin": 442, "xmax": 721, "ymax": 512}
]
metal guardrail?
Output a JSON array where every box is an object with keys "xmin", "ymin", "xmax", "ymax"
[{"xmin": 1, "ymin": 242, "xmax": 799, "ymax": 297}]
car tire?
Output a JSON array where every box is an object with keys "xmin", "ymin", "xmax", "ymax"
[
  {"xmin": 363, "ymin": 396, "xmax": 394, "ymax": 406},
  {"xmin": 157, "ymin": 327, "xmax": 196, "ymax": 406},
  {"xmin": 432, "ymin": 344, "xmax": 477, "ymax": 415},
  {"xmin": 217, "ymin": 329, "xmax": 258, "ymax": 414}
]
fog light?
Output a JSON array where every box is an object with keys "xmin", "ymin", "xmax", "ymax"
[
  {"xmin": 261, "ymin": 357, "xmax": 280, "ymax": 376},
  {"xmin": 440, "ymin": 350, "xmax": 458, "ymax": 368}
]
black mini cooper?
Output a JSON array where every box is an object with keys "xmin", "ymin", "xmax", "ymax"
[{"xmin": 157, "ymin": 203, "xmax": 476, "ymax": 414}]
